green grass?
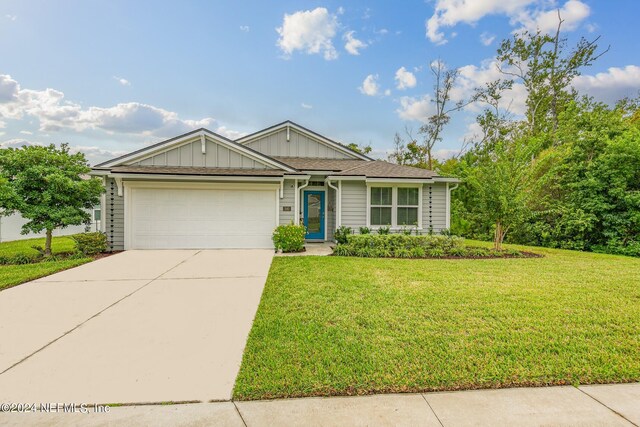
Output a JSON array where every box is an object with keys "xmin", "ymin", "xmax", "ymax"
[
  {"xmin": 0, "ymin": 258, "xmax": 91, "ymax": 291},
  {"xmin": 0, "ymin": 236, "xmax": 77, "ymax": 257},
  {"xmin": 0, "ymin": 236, "xmax": 90, "ymax": 291},
  {"xmin": 234, "ymin": 242, "xmax": 640, "ymax": 400}
]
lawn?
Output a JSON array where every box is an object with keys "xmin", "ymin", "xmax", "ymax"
[
  {"xmin": 234, "ymin": 242, "xmax": 640, "ymax": 400},
  {"xmin": 0, "ymin": 236, "xmax": 77, "ymax": 257},
  {"xmin": 0, "ymin": 236, "xmax": 91, "ymax": 291}
]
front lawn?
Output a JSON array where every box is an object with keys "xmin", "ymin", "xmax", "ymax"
[
  {"xmin": 0, "ymin": 236, "xmax": 90, "ymax": 291},
  {"xmin": 234, "ymin": 243, "xmax": 640, "ymax": 400},
  {"xmin": 0, "ymin": 236, "xmax": 76, "ymax": 257}
]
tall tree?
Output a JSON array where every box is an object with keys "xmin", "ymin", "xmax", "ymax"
[
  {"xmin": 0, "ymin": 144, "xmax": 104, "ymax": 255},
  {"xmin": 496, "ymin": 11, "xmax": 608, "ymax": 139}
]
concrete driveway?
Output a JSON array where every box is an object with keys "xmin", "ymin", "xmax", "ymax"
[{"xmin": 0, "ymin": 249, "xmax": 273, "ymax": 404}]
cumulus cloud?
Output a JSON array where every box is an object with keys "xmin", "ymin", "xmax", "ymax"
[
  {"xmin": 426, "ymin": 0, "xmax": 590, "ymax": 45},
  {"xmin": 395, "ymin": 67, "xmax": 417, "ymax": 90},
  {"xmin": 359, "ymin": 74, "xmax": 381, "ymax": 96},
  {"xmin": 301, "ymin": 103, "xmax": 313, "ymax": 109},
  {"xmin": 397, "ymin": 95, "xmax": 437, "ymax": 122},
  {"xmin": 573, "ymin": 65, "xmax": 640, "ymax": 104},
  {"xmin": 276, "ymin": 7, "xmax": 339, "ymax": 60},
  {"xmin": 516, "ymin": 0, "xmax": 590, "ymax": 34},
  {"xmin": 5, "ymin": 14, "xmax": 17, "ymax": 22},
  {"xmin": 0, "ymin": 73, "xmax": 237, "ymax": 138},
  {"xmin": 343, "ymin": 31, "xmax": 367, "ymax": 55},
  {"xmin": 113, "ymin": 76, "xmax": 131, "ymax": 86},
  {"xmin": 239, "ymin": 25, "xmax": 250, "ymax": 32}
]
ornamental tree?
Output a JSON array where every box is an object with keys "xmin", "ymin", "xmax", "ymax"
[{"xmin": 0, "ymin": 143, "xmax": 104, "ymax": 255}]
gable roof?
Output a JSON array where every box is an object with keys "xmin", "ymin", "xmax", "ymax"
[
  {"xmin": 94, "ymin": 128, "xmax": 297, "ymax": 172},
  {"xmin": 109, "ymin": 165, "xmax": 305, "ymax": 177},
  {"xmin": 272, "ymin": 156, "xmax": 367, "ymax": 172},
  {"xmin": 332, "ymin": 160, "xmax": 438, "ymax": 179},
  {"xmin": 235, "ymin": 120, "xmax": 373, "ymax": 161}
]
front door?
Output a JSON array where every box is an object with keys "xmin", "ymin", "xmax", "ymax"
[{"xmin": 303, "ymin": 190, "xmax": 325, "ymax": 240}]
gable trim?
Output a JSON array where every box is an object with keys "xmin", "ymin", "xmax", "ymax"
[
  {"xmin": 235, "ymin": 121, "xmax": 372, "ymax": 161},
  {"xmin": 95, "ymin": 128, "xmax": 297, "ymax": 172}
]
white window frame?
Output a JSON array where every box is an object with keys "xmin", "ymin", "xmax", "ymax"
[
  {"xmin": 369, "ymin": 187, "xmax": 393, "ymax": 227},
  {"xmin": 396, "ymin": 187, "xmax": 420, "ymax": 227},
  {"xmin": 366, "ymin": 183, "xmax": 423, "ymax": 229}
]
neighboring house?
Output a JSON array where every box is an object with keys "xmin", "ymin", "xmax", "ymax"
[
  {"xmin": 91, "ymin": 121, "xmax": 459, "ymax": 250},
  {"xmin": 0, "ymin": 211, "xmax": 101, "ymax": 243}
]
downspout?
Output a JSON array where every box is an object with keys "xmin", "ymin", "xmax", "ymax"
[
  {"xmin": 326, "ymin": 179, "xmax": 340, "ymax": 228},
  {"xmin": 296, "ymin": 179, "xmax": 310, "ymax": 225}
]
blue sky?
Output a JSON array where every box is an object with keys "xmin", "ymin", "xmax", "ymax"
[{"xmin": 1, "ymin": 0, "xmax": 639, "ymax": 164}]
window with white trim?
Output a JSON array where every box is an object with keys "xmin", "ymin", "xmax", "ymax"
[
  {"xmin": 397, "ymin": 187, "xmax": 419, "ymax": 226},
  {"xmin": 368, "ymin": 186, "xmax": 421, "ymax": 228},
  {"xmin": 370, "ymin": 187, "xmax": 392, "ymax": 226}
]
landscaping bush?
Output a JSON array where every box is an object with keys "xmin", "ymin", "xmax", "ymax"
[
  {"xmin": 332, "ymin": 234, "xmax": 525, "ymax": 258},
  {"xmin": 377, "ymin": 226, "xmax": 391, "ymax": 235},
  {"xmin": 358, "ymin": 226, "xmax": 371, "ymax": 235},
  {"xmin": 71, "ymin": 232, "xmax": 108, "ymax": 256},
  {"xmin": 334, "ymin": 226, "xmax": 352, "ymax": 244},
  {"xmin": 0, "ymin": 253, "xmax": 39, "ymax": 265},
  {"xmin": 272, "ymin": 223, "xmax": 306, "ymax": 253}
]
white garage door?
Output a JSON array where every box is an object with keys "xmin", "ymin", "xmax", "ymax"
[{"xmin": 128, "ymin": 186, "xmax": 277, "ymax": 249}]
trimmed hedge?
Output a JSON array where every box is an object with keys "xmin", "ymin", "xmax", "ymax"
[
  {"xmin": 273, "ymin": 223, "xmax": 306, "ymax": 253},
  {"xmin": 333, "ymin": 234, "xmax": 524, "ymax": 258},
  {"xmin": 71, "ymin": 232, "xmax": 108, "ymax": 255}
]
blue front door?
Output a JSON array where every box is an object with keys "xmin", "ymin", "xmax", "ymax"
[{"xmin": 303, "ymin": 191, "xmax": 325, "ymax": 240}]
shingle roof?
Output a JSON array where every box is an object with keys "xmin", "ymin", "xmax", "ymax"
[
  {"xmin": 332, "ymin": 160, "xmax": 438, "ymax": 179},
  {"xmin": 272, "ymin": 157, "xmax": 367, "ymax": 171},
  {"xmin": 110, "ymin": 166, "xmax": 304, "ymax": 177}
]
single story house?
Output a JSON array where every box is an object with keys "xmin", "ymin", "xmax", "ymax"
[{"xmin": 91, "ymin": 121, "xmax": 459, "ymax": 250}]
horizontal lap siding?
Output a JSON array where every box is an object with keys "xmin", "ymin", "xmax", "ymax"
[
  {"xmin": 279, "ymin": 179, "xmax": 296, "ymax": 225},
  {"xmin": 423, "ymin": 183, "xmax": 447, "ymax": 233},
  {"xmin": 244, "ymin": 129, "xmax": 351, "ymax": 159},
  {"xmin": 341, "ymin": 181, "xmax": 367, "ymax": 229},
  {"xmin": 105, "ymin": 178, "xmax": 124, "ymax": 251}
]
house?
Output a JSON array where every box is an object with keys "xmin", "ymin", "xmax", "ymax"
[
  {"xmin": 0, "ymin": 211, "xmax": 101, "ymax": 243},
  {"xmin": 91, "ymin": 121, "xmax": 459, "ymax": 250}
]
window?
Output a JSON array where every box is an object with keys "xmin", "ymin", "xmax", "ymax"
[
  {"xmin": 368, "ymin": 186, "xmax": 421, "ymax": 228},
  {"xmin": 397, "ymin": 188, "xmax": 419, "ymax": 226},
  {"xmin": 370, "ymin": 187, "xmax": 392, "ymax": 226}
]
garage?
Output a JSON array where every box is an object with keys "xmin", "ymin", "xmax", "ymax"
[{"xmin": 125, "ymin": 183, "xmax": 278, "ymax": 249}]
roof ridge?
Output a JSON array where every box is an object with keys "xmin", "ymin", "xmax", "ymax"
[{"xmin": 336, "ymin": 159, "xmax": 384, "ymax": 175}]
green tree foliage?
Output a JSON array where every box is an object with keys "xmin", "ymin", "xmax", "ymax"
[
  {"xmin": 0, "ymin": 144, "xmax": 104, "ymax": 255},
  {"xmin": 440, "ymin": 13, "xmax": 639, "ymax": 256}
]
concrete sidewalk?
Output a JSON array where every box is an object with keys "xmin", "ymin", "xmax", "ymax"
[{"xmin": 2, "ymin": 383, "xmax": 638, "ymax": 426}]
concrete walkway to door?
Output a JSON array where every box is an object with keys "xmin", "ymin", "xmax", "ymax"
[{"xmin": 0, "ymin": 249, "xmax": 273, "ymax": 405}]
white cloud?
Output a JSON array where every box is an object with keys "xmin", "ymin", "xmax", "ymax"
[
  {"xmin": 337, "ymin": 6, "xmax": 345, "ymax": 15},
  {"xmin": 0, "ymin": 73, "xmax": 238, "ymax": 138},
  {"xmin": 480, "ymin": 32, "xmax": 496, "ymax": 46},
  {"xmin": 0, "ymin": 138, "xmax": 40, "ymax": 148},
  {"xmin": 395, "ymin": 67, "xmax": 417, "ymax": 90},
  {"xmin": 343, "ymin": 31, "xmax": 367, "ymax": 55},
  {"xmin": 397, "ymin": 95, "xmax": 436, "ymax": 122},
  {"xmin": 5, "ymin": 14, "xmax": 17, "ymax": 22},
  {"xmin": 573, "ymin": 65, "xmax": 640, "ymax": 104},
  {"xmin": 301, "ymin": 103, "xmax": 313, "ymax": 109},
  {"xmin": 239, "ymin": 25, "xmax": 250, "ymax": 32},
  {"xmin": 384, "ymin": 89, "xmax": 391, "ymax": 96},
  {"xmin": 276, "ymin": 7, "xmax": 339, "ymax": 60},
  {"xmin": 516, "ymin": 0, "xmax": 590, "ymax": 34},
  {"xmin": 113, "ymin": 76, "xmax": 131, "ymax": 86},
  {"xmin": 425, "ymin": 0, "xmax": 590, "ymax": 45},
  {"xmin": 359, "ymin": 74, "xmax": 380, "ymax": 96},
  {"xmin": 19, "ymin": 130, "xmax": 32, "ymax": 135}
]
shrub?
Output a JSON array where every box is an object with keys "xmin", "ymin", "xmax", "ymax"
[
  {"xmin": 358, "ymin": 226, "xmax": 371, "ymax": 235},
  {"xmin": 334, "ymin": 226, "xmax": 352, "ymax": 244},
  {"xmin": 426, "ymin": 248, "xmax": 445, "ymax": 258},
  {"xmin": 401, "ymin": 227, "xmax": 413, "ymax": 235},
  {"xmin": 377, "ymin": 226, "xmax": 391, "ymax": 235},
  {"xmin": 333, "ymin": 245, "xmax": 352, "ymax": 256},
  {"xmin": 71, "ymin": 232, "xmax": 109, "ymax": 256},
  {"xmin": 12, "ymin": 253, "xmax": 37, "ymax": 265},
  {"xmin": 272, "ymin": 223, "xmax": 306, "ymax": 253},
  {"xmin": 410, "ymin": 246, "xmax": 426, "ymax": 258}
]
